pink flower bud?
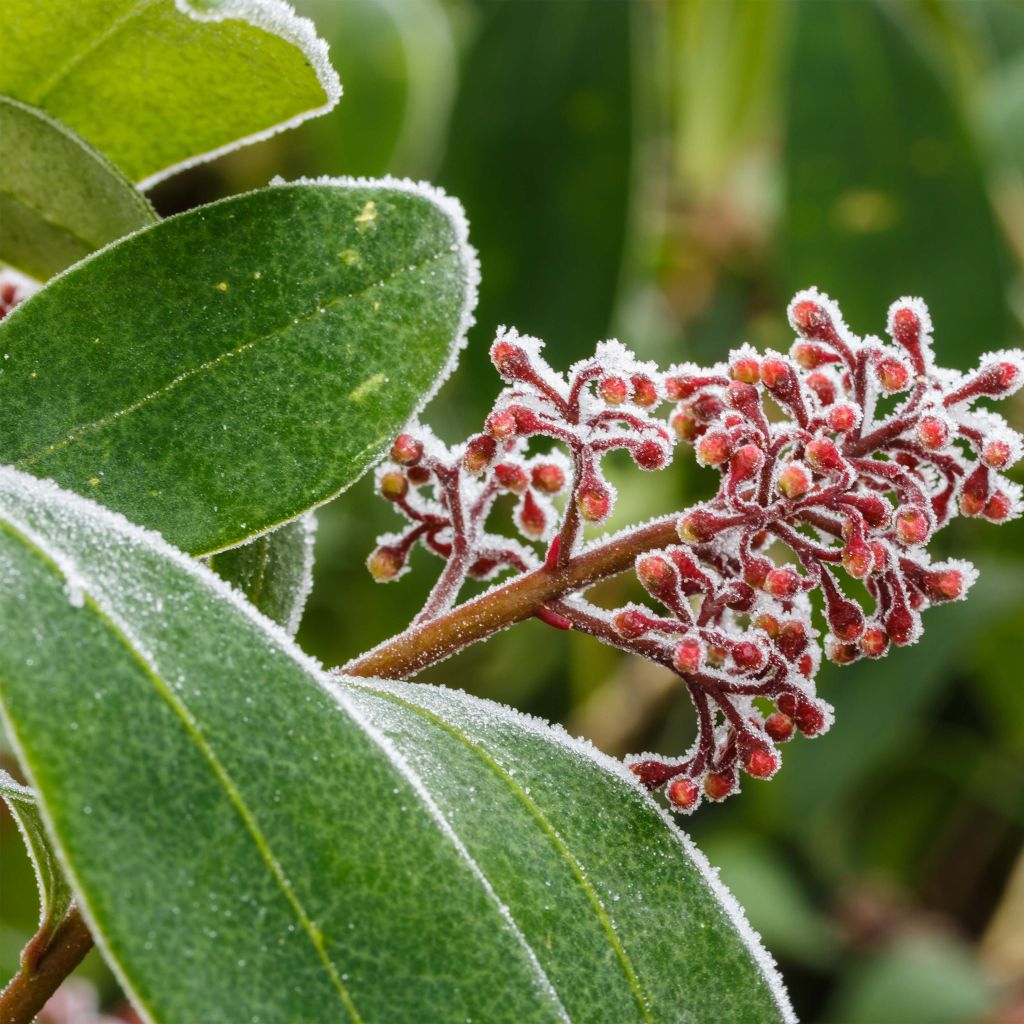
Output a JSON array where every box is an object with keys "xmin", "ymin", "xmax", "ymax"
[
  {"xmin": 486, "ymin": 409, "xmax": 518, "ymax": 438},
  {"xmin": 982, "ymin": 438, "xmax": 1013, "ymax": 469},
  {"xmin": 518, "ymin": 491, "xmax": 547, "ymax": 538},
  {"xmin": 828, "ymin": 404, "xmax": 858, "ymax": 432},
  {"xmin": 731, "ymin": 444, "xmax": 764, "ymax": 480},
  {"xmin": 599, "ymin": 375, "xmax": 629, "ymax": 404},
  {"xmin": 859, "ymin": 627, "xmax": 889, "ymax": 658},
  {"xmin": 696, "ymin": 431, "xmax": 732, "ymax": 467},
  {"xmin": 805, "ymin": 437, "xmax": 843, "ymax": 474},
  {"xmin": 494, "ymin": 463, "xmax": 528, "ymax": 493},
  {"xmin": 842, "ymin": 537, "xmax": 873, "ymax": 579},
  {"xmin": 916, "ymin": 416, "xmax": 949, "ymax": 450},
  {"xmin": 667, "ymin": 777, "xmax": 700, "ymax": 811},
  {"xmin": 765, "ymin": 567, "xmax": 801, "ymax": 597},
  {"xmin": 631, "ymin": 374, "xmax": 659, "ymax": 407},
  {"xmin": 703, "ymin": 772, "xmax": 735, "ymax": 801},
  {"xmin": 577, "ymin": 482, "xmax": 612, "ymax": 522},
  {"xmin": 613, "ymin": 609, "xmax": 652, "ymax": 639},
  {"xmin": 637, "ymin": 554, "xmax": 676, "ymax": 597},
  {"xmin": 672, "ymin": 638, "xmax": 704, "ymax": 674},
  {"xmin": 743, "ymin": 747, "xmax": 778, "ymax": 779},
  {"xmin": 491, "ymin": 339, "xmax": 532, "ymax": 379},
  {"xmin": 895, "ymin": 508, "xmax": 929, "ymax": 546},
  {"xmin": 760, "ymin": 357, "xmax": 796, "ymax": 395},
  {"xmin": 876, "ymin": 356, "xmax": 911, "ymax": 393}
]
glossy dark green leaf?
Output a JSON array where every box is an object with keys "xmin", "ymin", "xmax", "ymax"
[
  {"xmin": 781, "ymin": 0, "xmax": 1009, "ymax": 363},
  {"xmin": 0, "ymin": 467, "xmax": 791, "ymax": 1023},
  {"xmin": 0, "ymin": 97, "xmax": 156, "ymax": 280},
  {"xmin": 0, "ymin": 768, "xmax": 74, "ymax": 942},
  {"xmin": 205, "ymin": 513, "xmax": 315, "ymax": 635},
  {"xmin": 0, "ymin": 0, "xmax": 339, "ymax": 187},
  {"xmin": 0, "ymin": 180, "xmax": 477, "ymax": 555}
]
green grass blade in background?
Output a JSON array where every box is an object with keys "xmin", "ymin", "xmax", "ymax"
[
  {"xmin": 206, "ymin": 513, "xmax": 316, "ymax": 635},
  {"xmin": 0, "ymin": 769, "xmax": 73, "ymax": 944},
  {"xmin": 0, "ymin": 0, "xmax": 340, "ymax": 188},
  {"xmin": 0, "ymin": 97, "xmax": 156, "ymax": 281},
  {"xmin": 0, "ymin": 467, "xmax": 792, "ymax": 1023},
  {"xmin": 781, "ymin": 0, "xmax": 1009, "ymax": 361},
  {"xmin": 0, "ymin": 179, "xmax": 478, "ymax": 555}
]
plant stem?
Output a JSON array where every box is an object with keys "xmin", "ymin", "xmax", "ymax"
[
  {"xmin": 0, "ymin": 907, "xmax": 93, "ymax": 1024},
  {"xmin": 341, "ymin": 514, "xmax": 679, "ymax": 679}
]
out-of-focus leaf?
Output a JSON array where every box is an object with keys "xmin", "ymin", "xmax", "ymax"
[
  {"xmin": 0, "ymin": 769, "xmax": 73, "ymax": 943},
  {"xmin": 782, "ymin": 0, "xmax": 1009, "ymax": 363},
  {"xmin": 0, "ymin": 97, "xmax": 156, "ymax": 280},
  {"xmin": 0, "ymin": 466, "xmax": 794, "ymax": 1023},
  {"xmin": 438, "ymin": 0, "xmax": 634, "ymax": 421},
  {"xmin": 0, "ymin": 0, "xmax": 339, "ymax": 187},
  {"xmin": 206, "ymin": 513, "xmax": 316, "ymax": 636},
  {"xmin": 0, "ymin": 180, "xmax": 477, "ymax": 555},
  {"xmin": 826, "ymin": 933, "xmax": 995, "ymax": 1024}
]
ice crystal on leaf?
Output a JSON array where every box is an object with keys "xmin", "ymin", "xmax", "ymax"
[{"xmin": 371, "ymin": 290, "xmax": 1022, "ymax": 811}]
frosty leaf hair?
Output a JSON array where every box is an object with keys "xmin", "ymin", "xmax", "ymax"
[{"xmin": 362, "ymin": 289, "xmax": 1023, "ymax": 812}]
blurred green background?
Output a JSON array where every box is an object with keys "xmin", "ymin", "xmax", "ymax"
[{"xmin": 3, "ymin": 1, "xmax": 1024, "ymax": 1021}]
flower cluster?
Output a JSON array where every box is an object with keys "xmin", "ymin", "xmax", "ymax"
[
  {"xmin": 0, "ymin": 269, "xmax": 38, "ymax": 321},
  {"xmin": 371, "ymin": 291, "xmax": 1022, "ymax": 811}
]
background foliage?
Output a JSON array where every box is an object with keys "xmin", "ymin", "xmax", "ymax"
[{"xmin": 2, "ymin": 1, "xmax": 1023, "ymax": 1021}]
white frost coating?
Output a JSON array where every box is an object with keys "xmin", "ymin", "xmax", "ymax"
[
  {"xmin": 0, "ymin": 467, "xmax": 563, "ymax": 1022},
  {"xmin": 138, "ymin": 0, "xmax": 342, "ymax": 190},
  {"xmin": 273, "ymin": 175, "xmax": 480, "ymax": 440},
  {"xmin": 285, "ymin": 510, "xmax": 317, "ymax": 637},
  {"xmin": 343, "ymin": 677, "xmax": 798, "ymax": 1024}
]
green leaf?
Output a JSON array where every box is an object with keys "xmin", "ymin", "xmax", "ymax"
[
  {"xmin": 781, "ymin": 0, "xmax": 1010, "ymax": 362},
  {"xmin": 0, "ymin": 467, "xmax": 791, "ymax": 1023},
  {"xmin": 0, "ymin": 179, "xmax": 477, "ymax": 555},
  {"xmin": 0, "ymin": 768, "xmax": 74, "ymax": 941},
  {"xmin": 205, "ymin": 513, "xmax": 316, "ymax": 635},
  {"xmin": 0, "ymin": 96, "xmax": 156, "ymax": 280},
  {"xmin": 0, "ymin": 0, "xmax": 340, "ymax": 187}
]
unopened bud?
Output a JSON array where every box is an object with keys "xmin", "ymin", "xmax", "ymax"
[
  {"xmin": 673, "ymin": 638, "xmax": 704, "ymax": 675},
  {"xmin": 379, "ymin": 471, "xmax": 408, "ymax": 501},
  {"xmin": 982, "ymin": 438, "xmax": 1014, "ymax": 470},
  {"xmin": 697, "ymin": 431, "xmax": 732, "ymax": 467},
  {"xmin": 368, "ymin": 546, "xmax": 404, "ymax": 582},
  {"xmin": 765, "ymin": 713, "xmax": 794, "ymax": 743},
  {"xmin": 732, "ymin": 641, "xmax": 765, "ymax": 672},
  {"xmin": 464, "ymin": 434, "xmax": 497, "ymax": 474},
  {"xmin": 805, "ymin": 371, "xmax": 836, "ymax": 406},
  {"xmin": 859, "ymin": 626, "xmax": 889, "ymax": 658},
  {"xmin": 491, "ymin": 339, "xmax": 531, "ymax": 379},
  {"xmin": 777, "ymin": 461, "xmax": 812, "ymax": 499},
  {"xmin": 631, "ymin": 374, "xmax": 659, "ymax": 407},
  {"xmin": 895, "ymin": 508, "xmax": 929, "ymax": 546},
  {"xmin": 730, "ymin": 357, "xmax": 761, "ymax": 383},
  {"xmin": 667, "ymin": 777, "xmax": 700, "ymax": 811},
  {"xmin": 518, "ymin": 491, "xmax": 547, "ymax": 538},
  {"xmin": 390, "ymin": 433, "xmax": 423, "ymax": 466},
  {"xmin": 743, "ymin": 747, "xmax": 778, "ymax": 779},
  {"xmin": 494, "ymin": 463, "xmax": 528, "ymax": 493},
  {"xmin": 876, "ymin": 356, "xmax": 911, "ymax": 393},
  {"xmin": 531, "ymin": 463, "xmax": 565, "ymax": 494},
  {"xmin": 765, "ymin": 567, "xmax": 801, "ymax": 597},
  {"xmin": 599, "ymin": 375, "xmax": 628, "ymax": 404},
  {"xmin": 731, "ymin": 444, "xmax": 764, "ymax": 480},
  {"xmin": 577, "ymin": 482, "xmax": 612, "ymax": 522},
  {"xmin": 805, "ymin": 437, "xmax": 843, "ymax": 474},
  {"xmin": 984, "ymin": 491, "xmax": 1013, "ymax": 521},
  {"xmin": 828, "ymin": 404, "xmax": 859, "ymax": 432},
  {"xmin": 916, "ymin": 416, "xmax": 949, "ymax": 450},
  {"xmin": 614, "ymin": 609, "xmax": 652, "ymax": 639},
  {"xmin": 486, "ymin": 409, "xmax": 518, "ymax": 439},
  {"xmin": 634, "ymin": 439, "xmax": 667, "ymax": 470},
  {"xmin": 703, "ymin": 772, "xmax": 735, "ymax": 801}
]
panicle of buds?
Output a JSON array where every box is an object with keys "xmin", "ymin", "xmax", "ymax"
[{"xmin": 371, "ymin": 292, "xmax": 1020, "ymax": 811}]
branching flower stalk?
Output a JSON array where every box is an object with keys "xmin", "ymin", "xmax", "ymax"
[{"xmin": 347, "ymin": 289, "xmax": 1023, "ymax": 812}]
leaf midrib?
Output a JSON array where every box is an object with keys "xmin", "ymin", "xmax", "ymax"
[
  {"xmin": 350, "ymin": 681, "xmax": 654, "ymax": 1023},
  {"xmin": 13, "ymin": 248, "xmax": 451, "ymax": 470},
  {"xmin": 0, "ymin": 515, "xmax": 364, "ymax": 1023}
]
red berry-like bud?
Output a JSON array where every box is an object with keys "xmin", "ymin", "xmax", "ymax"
[
  {"xmin": 760, "ymin": 357, "xmax": 795, "ymax": 393},
  {"xmin": 828, "ymin": 596, "xmax": 865, "ymax": 642},
  {"xmin": 634, "ymin": 439, "xmax": 667, "ymax": 470},
  {"xmin": 731, "ymin": 443, "xmax": 764, "ymax": 480},
  {"xmin": 672, "ymin": 638, "xmax": 703, "ymax": 675},
  {"xmin": 777, "ymin": 620, "xmax": 808, "ymax": 661},
  {"xmin": 805, "ymin": 371, "xmax": 836, "ymax": 406},
  {"xmin": 663, "ymin": 375, "xmax": 691, "ymax": 400},
  {"xmin": 777, "ymin": 461, "xmax": 812, "ymax": 499},
  {"xmin": 730, "ymin": 356, "xmax": 761, "ymax": 384},
  {"xmin": 464, "ymin": 434, "xmax": 497, "ymax": 473},
  {"xmin": 671, "ymin": 408, "xmax": 701, "ymax": 441},
  {"xmin": 827, "ymin": 638, "xmax": 860, "ymax": 664},
  {"xmin": 486, "ymin": 409, "xmax": 518, "ymax": 439},
  {"xmin": 776, "ymin": 693, "xmax": 798, "ymax": 717},
  {"xmin": 577, "ymin": 483, "xmax": 611, "ymax": 522},
  {"xmin": 407, "ymin": 464, "xmax": 431, "ymax": 485},
  {"xmin": 876, "ymin": 356, "xmax": 911, "ymax": 393},
  {"xmin": 982, "ymin": 439, "xmax": 1013, "ymax": 469},
  {"xmin": 732, "ymin": 641, "xmax": 765, "ymax": 672},
  {"xmin": 614, "ymin": 609, "xmax": 651, "ymax": 639},
  {"xmin": 765, "ymin": 713, "xmax": 795, "ymax": 743},
  {"xmin": 744, "ymin": 747, "xmax": 778, "ymax": 779},
  {"xmin": 697, "ymin": 431, "xmax": 732, "ymax": 467},
  {"xmin": 599, "ymin": 375, "xmax": 629, "ymax": 404},
  {"xmin": 842, "ymin": 537, "xmax": 874, "ymax": 579},
  {"xmin": 885, "ymin": 603, "xmax": 915, "ymax": 646},
  {"xmin": 984, "ymin": 491, "xmax": 1012, "ymax": 521},
  {"xmin": 693, "ymin": 393, "xmax": 725, "ymax": 421},
  {"xmin": 637, "ymin": 554, "xmax": 675, "ymax": 595},
  {"xmin": 390, "ymin": 433, "xmax": 423, "ymax": 466},
  {"xmin": 631, "ymin": 374, "xmax": 659, "ymax": 407},
  {"xmin": 491, "ymin": 340, "xmax": 531, "ymax": 378},
  {"xmin": 677, "ymin": 510, "xmax": 719, "ymax": 543},
  {"xmin": 368, "ymin": 546, "xmax": 404, "ymax": 581},
  {"xmin": 923, "ymin": 568, "xmax": 963, "ymax": 601},
  {"xmin": 765, "ymin": 567, "xmax": 800, "ymax": 597},
  {"xmin": 793, "ymin": 342, "xmax": 836, "ymax": 369},
  {"xmin": 725, "ymin": 380, "xmax": 760, "ymax": 416},
  {"xmin": 890, "ymin": 305, "xmax": 921, "ymax": 350},
  {"xmin": 960, "ymin": 465, "xmax": 989, "ymax": 516},
  {"xmin": 494, "ymin": 463, "xmax": 529, "ymax": 493},
  {"xmin": 379, "ymin": 470, "xmax": 408, "ymax": 501},
  {"xmin": 531, "ymin": 463, "xmax": 565, "ymax": 494},
  {"xmin": 895, "ymin": 508, "xmax": 929, "ymax": 546},
  {"xmin": 790, "ymin": 298, "xmax": 838, "ymax": 343},
  {"xmin": 744, "ymin": 558, "xmax": 773, "ymax": 589},
  {"xmin": 754, "ymin": 612, "xmax": 781, "ymax": 637},
  {"xmin": 916, "ymin": 416, "xmax": 949, "ymax": 450},
  {"xmin": 859, "ymin": 626, "xmax": 889, "ymax": 658},
  {"xmin": 704, "ymin": 772, "xmax": 735, "ymax": 801},
  {"xmin": 667, "ymin": 777, "xmax": 700, "ymax": 811},
  {"xmin": 518, "ymin": 491, "xmax": 547, "ymax": 538},
  {"xmin": 805, "ymin": 437, "xmax": 843, "ymax": 474},
  {"xmin": 793, "ymin": 699, "xmax": 826, "ymax": 736},
  {"xmin": 828, "ymin": 404, "xmax": 858, "ymax": 432}
]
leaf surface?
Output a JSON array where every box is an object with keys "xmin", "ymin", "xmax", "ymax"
[
  {"xmin": 0, "ymin": 0, "xmax": 339, "ymax": 187},
  {"xmin": 0, "ymin": 179, "xmax": 477, "ymax": 555},
  {"xmin": 0, "ymin": 467, "xmax": 791, "ymax": 1023},
  {"xmin": 0, "ymin": 97, "xmax": 156, "ymax": 280}
]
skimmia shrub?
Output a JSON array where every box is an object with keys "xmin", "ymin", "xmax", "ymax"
[{"xmin": 0, "ymin": 3, "xmax": 1019, "ymax": 1023}]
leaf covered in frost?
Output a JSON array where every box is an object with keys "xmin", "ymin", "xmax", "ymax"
[{"xmin": 0, "ymin": 466, "xmax": 792, "ymax": 1023}]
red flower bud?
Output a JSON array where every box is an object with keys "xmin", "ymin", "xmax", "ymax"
[
  {"xmin": 805, "ymin": 371, "xmax": 836, "ymax": 406},
  {"xmin": 743, "ymin": 747, "xmax": 778, "ymax": 779},
  {"xmin": 667, "ymin": 777, "xmax": 700, "ymax": 811},
  {"xmin": 777, "ymin": 620, "xmax": 808, "ymax": 661},
  {"xmin": 764, "ymin": 567, "xmax": 801, "ymax": 597},
  {"xmin": 790, "ymin": 298, "xmax": 840, "ymax": 344},
  {"xmin": 793, "ymin": 699, "xmax": 826, "ymax": 736},
  {"xmin": 637, "ymin": 554, "xmax": 675, "ymax": 596},
  {"xmin": 671, "ymin": 408, "xmax": 701, "ymax": 441},
  {"xmin": 494, "ymin": 463, "xmax": 529, "ymax": 493},
  {"xmin": 486, "ymin": 409, "xmax": 518, "ymax": 439},
  {"xmin": 776, "ymin": 693, "xmax": 798, "ymax": 717},
  {"xmin": 672, "ymin": 638, "xmax": 703, "ymax": 674},
  {"xmin": 916, "ymin": 416, "xmax": 949, "ymax": 450},
  {"xmin": 614, "ymin": 609, "xmax": 652, "ymax": 639},
  {"xmin": 960, "ymin": 465, "xmax": 989, "ymax": 517},
  {"xmin": 984, "ymin": 491, "xmax": 1012, "ymax": 521},
  {"xmin": 599, "ymin": 375, "xmax": 628, "ymax": 404},
  {"xmin": 407, "ymin": 464, "xmax": 431, "ymax": 485},
  {"xmin": 390, "ymin": 433, "xmax": 423, "ymax": 466},
  {"xmin": 754, "ymin": 612, "xmax": 781, "ymax": 637},
  {"xmin": 379, "ymin": 471, "xmax": 408, "ymax": 501},
  {"xmin": 518, "ymin": 491, "xmax": 547, "ymax": 538},
  {"xmin": 828, "ymin": 404, "xmax": 858, "ymax": 432},
  {"xmin": 731, "ymin": 443, "xmax": 764, "ymax": 480},
  {"xmin": 805, "ymin": 437, "xmax": 843, "ymax": 474},
  {"xmin": 368, "ymin": 546, "xmax": 404, "ymax": 581},
  {"xmin": 876, "ymin": 356, "xmax": 911, "ymax": 393},
  {"xmin": 531, "ymin": 463, "xmax": 566, "ymax": 494},
  {"xmin": 744, "ymin": 558, "xmax": 773, "ymax": 589},
  {"xmin": 793, "ymin": 342, "xmax": 837, "ymax": 369},
  {"xmin": 631, "ymin": 374, "xmax": 659, "ymax": 407},
  {"xmin": 765, "ymin": 713, "xmax": 794, "ymax": 743},
  {"xmin": 491, "ymin": 340, "xmax": 532, "ymax": 379},
  {"xmin": 732, "ymin": 641, "xmax": 765, "ymax": 672},
  {"xmin": 981, "ymin": 439, "xmax": 1013, "ymax": 469},
  {"xmin": 634, "ymin": 439, "xmax": 667, "ymax": 470},
  {"xmin": 760, "ymin": 357, "xmax": 796, "ymax": 395},
  {"xmin": 703, "ymin": 772, "xmax": 735, "ymax": 801},
  {"xmin": 921, "ymin": 568, "xmax": 963, "ymax": 602},
  {"xmin": 895, "ymin": 508, "xmax": 929, "ymax": 546},
  {"xmin": 464, "ymin": 434, "xmax": 498, "ymax": 473},
  {"xmin": 697, "ymin": 431, "xmax": 732, "ymax": 467},
  {"xmin": 577, "ymin": 482, "xmax": 612, "ymax": 522},
  {"xmin": 859, "ymin": 626, "xmax": 889, "ymax": 658},
  {"xmin": 730, "ymin": 357, "xmax": 761, "ymax": 383},
  {"xmin": 677, "ymin": 509, "xmax": 720, "ymax": 543},
  {"xmin": 842, "ymin": 537, "xmax": 874, "ymax": 579},
  {"xmin": 777, "ymin": 461, "xmax": 811, "ymax": 499}
]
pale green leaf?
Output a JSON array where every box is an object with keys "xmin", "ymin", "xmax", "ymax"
[{"xmin": 0, "ymin": 0, "xmax": 340, "ymax": 187}]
